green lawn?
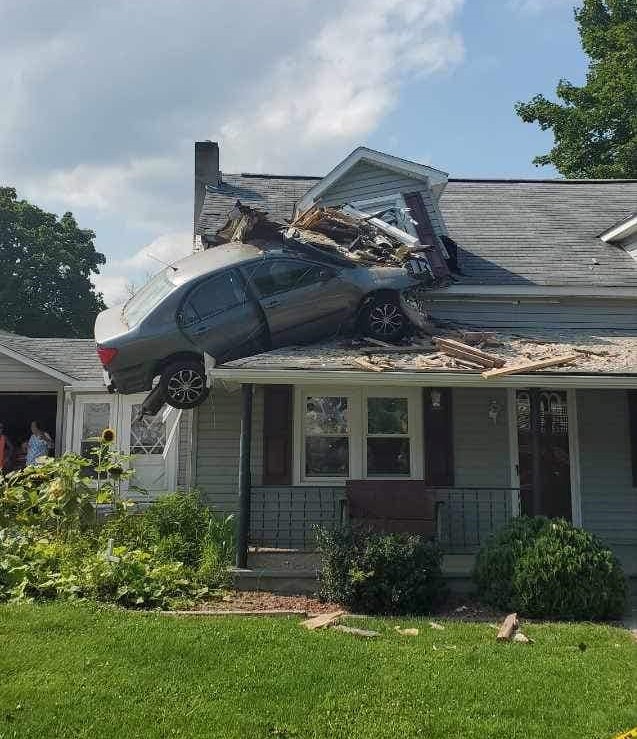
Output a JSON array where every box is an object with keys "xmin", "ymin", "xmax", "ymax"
[{"xmin": 0, "ymin": 604, "xmax": 635, "ymax": 739}]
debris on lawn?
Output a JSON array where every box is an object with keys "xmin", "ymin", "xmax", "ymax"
[
  {"xmin": 496, "ymin": 613, "xmax": 519, "ymax": 641},
  {"xmin": 428, "ymin": 621, "xmax": 445, "ymax": 631},
  {"xmin": 300, "ymin": 611, "xmax": 345, "ymax": 630},
  {"xmin": 332, "ymin": 624, "xmax": 381, "ymax": 638},
  {"xmin": 395, "ymin": 626, "xmax": 420, "ymax": 636},
  {"xmin": 512, "ymin": 632, "xmax": 534, "ymax": 644}
]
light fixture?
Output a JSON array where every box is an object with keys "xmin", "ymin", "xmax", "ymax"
[
  {"xmin": 430, "ymin": 389, "xmax": 442, "ymax": 410},
  {"xmin": 488, "ymin": 400, "xmax": 502, "ymax": 425}
]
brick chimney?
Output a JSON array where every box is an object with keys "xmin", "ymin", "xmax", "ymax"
[{"xmin": 194, "ymin": 141, "xmax": 220, "ymax": 236}]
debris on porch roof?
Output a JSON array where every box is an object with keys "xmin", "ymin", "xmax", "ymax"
[
  {"xmin": 218, "ymin": 328, "xmax": 637, "ymax": 376},
  {"xmin": 211, "ymin": 200, "xmax": 451, "ymax": 285}
]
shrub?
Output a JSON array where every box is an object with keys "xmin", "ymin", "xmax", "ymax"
[
  {"xmin": 474, "ymin": 517, "xmax": 626, "ymax": 620},
  {"xmin": 316, "ymin": 526, "xmax": 445, "ymax": 615},
  {"xmin": 473, "ymin": 516, "xmax": 547, "ymax": 609},
  {"xmin": 144, "ymin": 493, "xmax": 211, "ymax": 567}
]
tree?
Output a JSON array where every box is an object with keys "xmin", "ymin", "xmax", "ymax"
[
  {"xmin": 515, "ymin": 0, "xmax": 637, "ymax": 178},
  {"xmin": 0, "ymin": 187, "xmax": 107, "ymax": 338}
]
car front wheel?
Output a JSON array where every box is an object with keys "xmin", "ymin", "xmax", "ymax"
[
  {"xmin": 159, "ymin": 359, "xmax": 209, "ymax": 409},
  {"xmin": 361, "ymin": 295, "xmax": 408, "ymax": 341}
]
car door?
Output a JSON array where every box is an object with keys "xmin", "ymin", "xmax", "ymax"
[
  {"xmin": 178, "ymin": 269, "xmax": 266, "ymax": 361},
  {"xmin": 242, "ymin": 258, "xmax": 358, "ymax": 346}
]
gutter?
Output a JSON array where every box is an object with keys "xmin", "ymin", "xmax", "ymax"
[{"xmin": 206, "ymin": 367, "xmax": 637, "ymax": 390}]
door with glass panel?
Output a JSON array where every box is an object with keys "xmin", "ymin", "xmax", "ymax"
[{"xmin": 73, "ymin": 397, "xmax": 118, "ymax": 475}]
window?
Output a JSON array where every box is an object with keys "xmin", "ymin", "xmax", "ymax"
[
  {"xmin": 124, "ymin": 270, "xmax": 176, "ymax": 327},
  {"xmin": 296, "ymin": 388, "xmax": 422, "ymax": 482},
  {"xmin": 366, "ymin": 397, "xmax": 410, "ymax": 476},
  {"xmin": 130, "ymin": 404, "xmax": 165, "ymax": 455},
  {"xmin": 248, "ymin": 259, "xmax": 332, "ymax": 298},
  {"xmin": 80, "ymin": 402, "xmax": 111, "ymax": 476},
  {"xmin": 303, "ymin": 396, "xmax": 350, "ymax": 477},
  {"xmin": 183, "ymin": 270, "xmax": 245, "ymax": 324}
]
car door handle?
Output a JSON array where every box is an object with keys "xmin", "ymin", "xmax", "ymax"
[{"xmin": 263, "ymin": 298, "xmax": 281, "ymax": 308}]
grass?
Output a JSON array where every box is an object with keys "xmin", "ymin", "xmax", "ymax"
[{"xmin": 0, "ymin": 603, "xmax": 635, "ymax": 739}]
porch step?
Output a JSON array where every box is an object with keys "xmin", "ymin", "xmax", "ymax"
[{"xmin": 231, "ymin": 568, "xmax": 318, "ymax": 595}]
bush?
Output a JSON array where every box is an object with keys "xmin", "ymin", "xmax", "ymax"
[
  {"xmin": 143, "ymin": 493, "xmax": 211, "ymax": 567},
  {"xmin": 316, "ymin": 527, "xmax": 445, "ymax": 615},
  {"xmin": 474, "ymin": 517, "xmax": 626, "ymax": 620}
]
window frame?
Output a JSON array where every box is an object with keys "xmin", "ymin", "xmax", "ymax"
[
  {"xmin": 350, "ymin": 194, "xmax": 418, "ymax": 238},
  {"xmin": 294, "ymin": 386, "xmax": 423, "ymax": 485},
  {"xmin": 244, "ymin": 258, "xmax": 337, "ymax": 300},
  {"xmin": 180, "ymin": 268, "xmax": 246, "ymax": 325}
]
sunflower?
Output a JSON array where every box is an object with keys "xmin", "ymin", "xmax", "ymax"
[
  {"xmin": 101, "ymin": 428, "xmax": 116, "ymax": 444},
  {"xmin": 107, "ymin": 465, "xmax": 124, "ymax": 478}
]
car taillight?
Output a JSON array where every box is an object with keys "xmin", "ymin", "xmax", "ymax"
[{"xmin": 97, "ymin": 346, "xmax": 118, "ymax": 367}]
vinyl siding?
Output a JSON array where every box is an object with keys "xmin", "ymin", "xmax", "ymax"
[
  {"xmin": 577, "ymin": 389, "xmax": 637, "ymax": 574},
  {"xmin": 426, "ymin": 297, "xmax": 637, "ymax": 331},
  {"xmin": 317, "ymin": 161, "xmax": 445, "ymax": 240},
  {"xmin": 194, "ymin": 384, "xmax": 263, "ymax": 513},
  {"xmin": 0, "ymin": 354, "xmax": 62, "ymax": 392}
]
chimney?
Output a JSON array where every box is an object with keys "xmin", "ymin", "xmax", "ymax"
[{"xmin": 194, "ymin": 140, "xmax": 220, "ymax": 235}]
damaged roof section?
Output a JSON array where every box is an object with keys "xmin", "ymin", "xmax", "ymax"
[
  {"xmin": 218, "ymin": 328, "xmax": 637, "ymax": 377},
  {"xmin": 209, "ymin": 199, "xmax": 453, "ymax": 285}
]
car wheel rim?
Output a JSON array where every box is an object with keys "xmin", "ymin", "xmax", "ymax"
[
  {"xmin": 369, "ymin": 303, "xmax": 404, "ymax": 336},
  {"xmin": 166, "ymin": 369, "xmax": 205, "ymax": 403}
]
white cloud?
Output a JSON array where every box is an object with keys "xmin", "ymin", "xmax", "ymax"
[
  {"xmin": 219, "ymin": 0, "xmax": 465, "ymax": 173},
  {"xmin": 94, "ymin": 231, "xmax": 193, "ymax": 306}
]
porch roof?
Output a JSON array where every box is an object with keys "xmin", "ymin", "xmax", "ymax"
[{"xmin": 209, "ymin": 329, "xmax": 637, "ymax": 388}]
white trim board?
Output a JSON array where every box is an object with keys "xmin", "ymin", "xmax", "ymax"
[
  {"xmin": 295, "ymin": 146, "xmax": 449, "ymax": 215},
  {"xmin": 207, "ymin": 367, "xmax": 637, "ymax": 390},
  {"xmin": 566, "ymin": 389, "xmax": 583, "ymax": 526}
]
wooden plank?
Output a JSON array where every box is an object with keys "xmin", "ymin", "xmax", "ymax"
[
  {"xmin": 496, "ymin": 613, "xmax": 518, "ymax": 640},
  {"xmin": 482, "ymin": 354, "xmax": 579, "ymax": 379},
  {"xmin": 300, "ymin": 611, "xmax": 345, "ymax": 630},
  {"xmin": 352, "ymin": 357, "xmax": 386, "ymax": 372},
  {"xmin": 433, "ymin": 337, "xmax": 505, "ymax": 367}
]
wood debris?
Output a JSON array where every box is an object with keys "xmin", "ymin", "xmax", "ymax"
[
  {"xmin": 496, "ymin": 613, "xmax": 518, "ymax": 641},
  {"xmin": 433, "ymin": 337, "xmax": 505, "ymax": 369},
  {"xmin": 395, "ymin": 626, "xmax": 419, "ymax": 636},
  {"xmin": 482, "ymin": 354, "xmax": 579, "ymax": 379},
  {"xmin": 512, "ymin": 632, "xmax": 534, "ymax": 644},
  {"xmin": 332, "ymin": 624, "xmax": 380, "ymax": 638},
  {"xmin": 429, "ymin": 621, "xmax": 445, "ymax": 631},
  {"xmin": 300, "ymin": 611, "xmax": 345, "ymax": 630}
]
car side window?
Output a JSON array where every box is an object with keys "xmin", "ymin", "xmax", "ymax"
[
  {"xmin": 181, "ymin": 270, "xmax": 246, "ymax": 324},
  {"xmin": 248, "ymin": 259, "xmax": 335, "ymax": 299}
]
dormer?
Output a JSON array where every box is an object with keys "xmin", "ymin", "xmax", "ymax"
[{"xmin": 599, "ymin": 212, "xmax": 637, "ymax": 261}]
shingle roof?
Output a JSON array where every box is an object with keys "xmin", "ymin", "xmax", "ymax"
[
  {"xmin": 197, "ymin": 174, "xmax": 637, "ymax": 288},
  {"xmin": 198, "ymin": 173, "xmax": 320, "ymax": 237},
  {"xmin": 441, "ymin": 179, "xmax": 637, "ymax": 287},
  {"xmin": 0, "ymin": 335, "xmax": 102, "ymax": 383}
]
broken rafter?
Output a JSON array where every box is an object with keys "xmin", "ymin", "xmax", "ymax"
[{"xmin": 432, "ymin": 337, "xmax": 505, "ymax": 369}]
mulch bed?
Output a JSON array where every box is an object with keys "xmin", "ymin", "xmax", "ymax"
[{"xmin": 183, "ymin": 590, "xmax": 505, "ymax": 621}]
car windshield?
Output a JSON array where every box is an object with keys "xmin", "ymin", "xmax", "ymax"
[{"xmin": 123, "ymin": 270, "xmax": 176, "ymax": 327}]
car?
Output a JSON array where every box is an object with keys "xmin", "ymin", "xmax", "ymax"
[{"xmin": 94, "ymin": 242, "xmax": 421, "ymax": 409}]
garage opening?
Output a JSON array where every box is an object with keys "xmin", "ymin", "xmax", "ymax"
[{"xmin": 0, "ymin": 393, "xmax": 58, "ymax": 469}]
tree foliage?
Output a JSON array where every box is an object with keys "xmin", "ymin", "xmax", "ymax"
[
  {"xmin": 0, "ymin": 187, "xmax": 106, "ymax": 337},
  {"xmin": 515, "ymin": 0, "xmax": 637, "ymax": 178}
]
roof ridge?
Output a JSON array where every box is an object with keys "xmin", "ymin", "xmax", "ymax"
[
  {"xmin": 236, "ymin": 173, "xmax": 322, "ymax": 181},
  {"xmin": 448, "ymin": 177, "xmax": 637, "ymax": 184}
]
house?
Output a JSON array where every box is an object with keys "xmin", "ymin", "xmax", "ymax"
[
  {"xmin": 190, "ymin": 141, "xmax": 637, "ymax": 587},
  {"xmin": 0, "ymin": 333, "xmax": 191, "ymax": 494}
]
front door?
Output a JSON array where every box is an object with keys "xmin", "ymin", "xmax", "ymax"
[{"xmin": 516, "ymin": 389, "xmax": 572, "ymax": 519}]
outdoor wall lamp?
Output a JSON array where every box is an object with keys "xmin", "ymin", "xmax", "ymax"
[
  {"xmin": 488, "ymin": 400, "xmax": 502, "ymax": 425},
  {"xmin": 430, "ymin": 389, "xmax": 442, "ymax": 409}
]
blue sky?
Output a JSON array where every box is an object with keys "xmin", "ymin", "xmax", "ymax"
[{"xmin": 1, "ymin": 0, "xmax": 586, "ymax": 304}]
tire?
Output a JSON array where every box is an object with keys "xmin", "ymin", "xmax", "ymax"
[
  {"xmin": 361, "ymin": 294, "xmax": 408, "ymax": 341},
  {"xmin": 159, "ymin": 359, "xmax": 209, "ymax": 409}
]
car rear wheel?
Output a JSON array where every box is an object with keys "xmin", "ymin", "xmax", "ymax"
[
  {"xmin": 159, "ymin": 359, "xmax": 209, "ymax": 409},
  {"xmin": 361, "ymin": 295, "xmax": 408, "ymax": 341}
]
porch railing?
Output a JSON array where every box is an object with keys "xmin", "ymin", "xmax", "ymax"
[{"xmin": 249, "ymin": 485, "xmax": 519, "ymax": 553}]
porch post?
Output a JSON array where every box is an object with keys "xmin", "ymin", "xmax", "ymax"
[
  {"xmin": 235, "ymin": 383, "xmax": 253, "ymax": 569},
  {"xmin": 530, "ymin": 389, "xmax": 543, "ymax": 517}
]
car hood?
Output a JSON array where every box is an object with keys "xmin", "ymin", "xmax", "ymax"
[{"xmin": 94, "ymin": 304, "xmax": 128, "ymax": 344}]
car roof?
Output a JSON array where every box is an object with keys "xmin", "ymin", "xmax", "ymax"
[{"xmin": 169, "ymin": 242, "xmax": 264, "ymax": 286}]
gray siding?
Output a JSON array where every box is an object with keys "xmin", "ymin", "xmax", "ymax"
[
  {"xmin": 317, "ymin": 161, "xmax": 445, "ymax": 240},
  {"xmin": 194, "ymin": 384, "xmax": 263, "ymax": 513},
  {"xmin": 426, "ymin": 296, "xmax": 637, "ymax": 331},
  {"xmin": 578, "ymin": 389, "xmax": 637, "ymax": 574},
  {"xmin": 453, "ymin": 388, "xmax": 511, "ymax": 488},
  {"xmin": 0, "ymin": 354, "xmax": 62, "ymax": 392}
]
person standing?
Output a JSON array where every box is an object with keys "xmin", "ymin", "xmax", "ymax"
[
  {"xmin": 26, "ymin": 421, "xmax": 53, "ymax": 466},
  {"xmin": 0, "ymin": 423, "xmax": 14, "ymax": 473}
]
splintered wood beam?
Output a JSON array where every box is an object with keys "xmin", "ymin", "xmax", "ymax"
[
  {"xmin": 482, "ymin": 354, "xmax": 579, "ymax": 379},
  {"xmin": 352, "ymin": 357, "xmax": 385, "ymax": 372},
  {"xmin": 497, "ymin": 613, "xmax": 518, "ymax": 641},
  {"xmin": 433, "ymin": 337, "xmax": 505, "ymax": 367}
]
